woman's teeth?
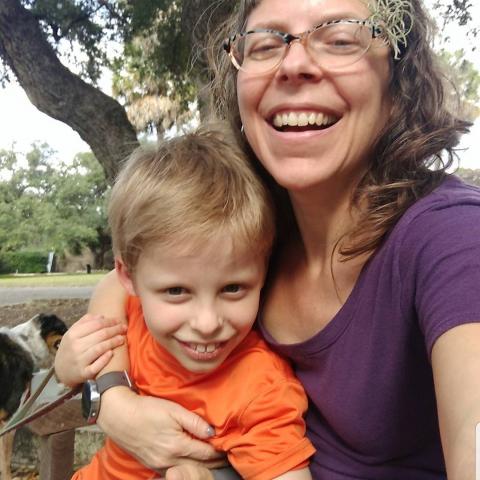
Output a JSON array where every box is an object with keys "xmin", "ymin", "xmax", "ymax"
[{"xmin": 272, "ymin": 112, "xmax": 337, "ymax": 129}]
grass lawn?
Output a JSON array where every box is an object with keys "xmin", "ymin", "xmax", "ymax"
[{"xmin": 0, "ymin": 272, "xmax": 108, "ymax": 288}]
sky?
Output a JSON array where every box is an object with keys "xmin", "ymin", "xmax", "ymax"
[{"xmin": 0, "ymin": 2, "xmax": 479, "ymax": 169}]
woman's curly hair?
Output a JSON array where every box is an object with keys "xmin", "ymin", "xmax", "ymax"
[{"xmin": 206, "ymin": 0, "xmax": 471, "ymax": 258}]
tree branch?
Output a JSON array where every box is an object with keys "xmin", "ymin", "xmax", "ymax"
[
  {"xmin": 181, "ymin": 0, "xmax": 234, "ymax": 118},
  {"xmin": 181, "ymin": 0, "xmax": 234, "ymax": 70},
  {"xmin": 0, "ymin": 0, "xmax": 138, "ymax": 181}
]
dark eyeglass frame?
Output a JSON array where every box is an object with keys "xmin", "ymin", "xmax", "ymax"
[{"xmin": 223, "ymin": 18, "xmax": 385, "ymax": 73}]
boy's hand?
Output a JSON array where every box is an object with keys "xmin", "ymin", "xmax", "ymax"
[{"xmin": 54, "ymin": 314, "xmax": 127, "ymax": 386}]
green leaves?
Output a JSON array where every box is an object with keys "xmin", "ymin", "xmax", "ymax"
[
  {"xmin": 0, "ymin": 144, "xmax": 110, "ymax": 262},
  {"xmin": 439, "ymin": 49, "xmax": 480, "ymax": 120}
]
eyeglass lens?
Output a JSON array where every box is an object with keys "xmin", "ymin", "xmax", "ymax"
[{"xmin": 232, "ymin": 22, "xmax": 374, "ymax": 74}]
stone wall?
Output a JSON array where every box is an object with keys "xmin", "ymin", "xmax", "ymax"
[
  {"xmin": 55, "ymin": 249, "xmax": 95, "ymax": 274},
  {"xmin": 12, "ymin": 426, "xmax": 105, "ymax": 470}
]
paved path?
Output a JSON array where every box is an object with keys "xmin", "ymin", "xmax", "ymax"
[{"xmin": 0, "ymin": 286, "xmax": 94, "ymax": 306}]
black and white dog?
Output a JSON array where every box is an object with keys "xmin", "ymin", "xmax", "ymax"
[{"xmin": 0, "ymin": 313, "xmax": 67, "ymax": 480}]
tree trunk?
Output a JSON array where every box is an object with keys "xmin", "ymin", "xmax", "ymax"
[{"xmin": 0, "ymin": 0, "xmax": 138, "ymax": 182}]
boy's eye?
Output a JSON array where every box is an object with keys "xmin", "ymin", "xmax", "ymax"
[
  {"xmin": 222, "ymin": 284, "xmax": 242, "ymax": 294},
  {"xmin": 166, "ymin": 287, "xmax": 186, "ymax": 295}
]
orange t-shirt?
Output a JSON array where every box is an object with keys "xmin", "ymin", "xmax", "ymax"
[{"xmin": 73, "ymin": 296, "xmax": 315, "ymax": 480}]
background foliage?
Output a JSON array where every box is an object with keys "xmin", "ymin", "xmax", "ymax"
[
  {"xmin": 0, "ymin": 144, "xmax": 110, "ymax": 271},
  {"xmin": 0, "ymin": 0, "xmax": 478, "ymax": 271}
]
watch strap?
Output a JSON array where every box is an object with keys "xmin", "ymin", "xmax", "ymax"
[{"xmin": 96, "ymin": 370, "xmax": 136, "ymax": 395}]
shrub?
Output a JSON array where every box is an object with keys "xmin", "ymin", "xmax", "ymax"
[{"xmin": 0, "ymin": 250, "xmax": 49, "ymax": 274}]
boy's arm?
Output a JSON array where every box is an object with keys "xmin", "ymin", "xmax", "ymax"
[
  {"xmin": 273, "ymin": 468, "xmax": 312, "ymax": 480},
  {"xmin": 88, "ymin": 269, "xmax": 130, "ymax": 376},
  {"xmin": 163, "ymin": 462, "xmax": 313, "ymax": 479},
  {"xmin": 55, "ymin": 270, "xmax": 127, "ymax": 385}
]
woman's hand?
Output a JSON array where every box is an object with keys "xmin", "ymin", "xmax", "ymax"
[
  {"xmin": 54, "ymin": 314, "xmax": 127, "ymax": 386},
  {"xmin": 98, "ymin": 388, "xmax": 225, "ymax": 472}
]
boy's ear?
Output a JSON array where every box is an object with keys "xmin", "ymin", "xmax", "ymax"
[{"xmin": 115, "ymin": 258, "xmax": 137, "ymax": 296}]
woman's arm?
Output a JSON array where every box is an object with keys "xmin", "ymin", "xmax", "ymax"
[
  {"xmin": 99, "ymin": 390, "xmax": 224, "ymax": 471},
  {"xmin": 432, "ymin": 322, "xmax": 480, "ymax": 480}
]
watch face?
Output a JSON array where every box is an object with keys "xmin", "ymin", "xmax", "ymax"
[
  {"xmin": 82, "ymin": 380, "xmax": 100, "ymax": 423},
  {"xmin": 81, "ymin": 380, "xmax": 92, "ymax": 420}
]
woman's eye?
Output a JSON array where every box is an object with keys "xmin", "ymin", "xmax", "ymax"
[
  {"xmin": 250, "ymin": 42, "xmax": 279, "ymax": 53},
  {"xmin": 166, "ymin": 287, "xmax": 186, "ymax": 295},
  {"xmin": 311, "ymin": 24, "xmax": 364, "ymax": 52},
  {"xmin": 244, "ymin": 35, "xmax": 283, "ymax": 59},
  {"xmin": 323, "ymin": 32, "xmax": 357, "ymax": 47},
  {"xmin": 331, "ymin": 37, "xmax": 354, "ymax": 46},
  {"xmin": 222, "ymin": 284, "xmax": 242, "ymax": 294}
]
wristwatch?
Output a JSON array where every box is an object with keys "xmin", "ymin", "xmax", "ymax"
[{"xmin": 81, "ymin": 370, "xmax": 136, "ymax": 424}]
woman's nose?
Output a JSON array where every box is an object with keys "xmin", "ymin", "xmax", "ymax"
[{"xmin": 276, "ymin": 40, "xmax": 324, "ymax": 82}]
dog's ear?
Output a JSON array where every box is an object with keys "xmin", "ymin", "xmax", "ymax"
[
  {"xmin": 0, "ymin": 333, "xmax": 34, "ymax": 418},
  {"xmin": 37, "ymin": 314, "xmax": 68, "ymax": 342},
  {"xmin": 45, "ymin": 333, "xmax": 64, "ymax": 355}
]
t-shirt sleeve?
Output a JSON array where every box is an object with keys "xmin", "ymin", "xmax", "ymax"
[
  {"xmin": 401, "ymin": 202, "xmax": 480, "ymax": 356},
  {"xmin": 219, "ymin": 378, "xmax": 315, "ymax": 480}
]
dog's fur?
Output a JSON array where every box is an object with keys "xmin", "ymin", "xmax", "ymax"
[{"xmin": 0, "ymin": 314, "xmax": 67, "ymax": 480}]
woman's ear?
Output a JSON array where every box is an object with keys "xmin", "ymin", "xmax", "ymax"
[{"xmin": 115, "ymin": 257, "xmax": 137, "ymax": 296}]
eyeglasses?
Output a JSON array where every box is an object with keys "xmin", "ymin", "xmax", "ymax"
[{"xmin": 224, "ymin": 19, "xmax": 386, "ymax": 75}]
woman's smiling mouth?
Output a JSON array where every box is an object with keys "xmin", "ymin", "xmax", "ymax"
[{"xmin": 271, "ymin": 111, "xmax": 340, "ymax": 132}]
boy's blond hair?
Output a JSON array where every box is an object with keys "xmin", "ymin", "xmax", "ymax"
[{"xmin": 109, "ymin": 125, "xmax": 275, "ymax": 271}]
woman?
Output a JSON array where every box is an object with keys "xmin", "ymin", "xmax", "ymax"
[{"xmin": 56, "ymin": 0, "xmax": 480, "ymax": 478}]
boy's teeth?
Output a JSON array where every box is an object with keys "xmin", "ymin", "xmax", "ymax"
[
  {"xmin": 188, "ymin": 343, "xmax": 218, "ymax": 353},
  {"xmin": 272, "ymin": 111, "xmax": 337, "ymax": 128}
]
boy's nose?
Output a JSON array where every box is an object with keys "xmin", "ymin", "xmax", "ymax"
[{"xmin": 191, "ymin": 307, "xmax": 223, "ymax": 336}]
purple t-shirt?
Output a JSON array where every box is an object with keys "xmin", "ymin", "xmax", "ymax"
[{"xmin": 259, "ymin": 176, "xmax": 480, "ymax": 479}]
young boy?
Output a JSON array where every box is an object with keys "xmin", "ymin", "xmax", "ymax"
[{"xmin": 65, "ymin": 127, "xmax": 315, "ymax": 480}]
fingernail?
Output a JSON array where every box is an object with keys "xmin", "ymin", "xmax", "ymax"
[{"xmin": 206, "ymin": 425, "xmax": 215, "ymax": 437}]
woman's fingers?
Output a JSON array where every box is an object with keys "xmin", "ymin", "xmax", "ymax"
[
  {"xmin": 178, "ymin": 437, "xmax": 224, "ymax": 463},
  {"xmin": 99, "ymin": 395, "xmax": 221, "ymax": 470},
  {"xmin": 172, "ymin": 404, "xmax": 216, "ymax": 441}
]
